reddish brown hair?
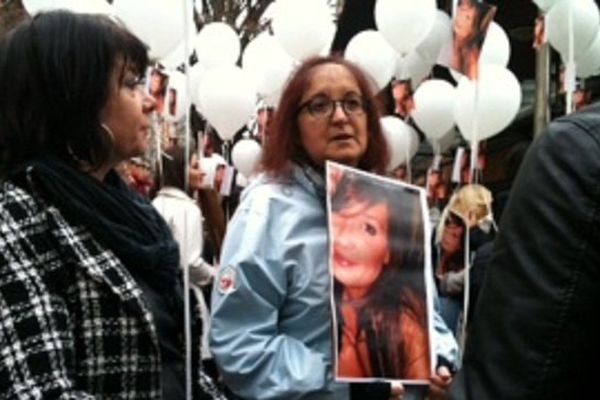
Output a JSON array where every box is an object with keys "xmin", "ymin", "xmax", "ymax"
[{"xmin": 261, "ymin": 56, "xmax": 389, "ymax": 176}]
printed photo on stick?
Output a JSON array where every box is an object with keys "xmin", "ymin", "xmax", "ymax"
[
  {"xmin": 327, "ymin": 162, "xmax": 433, "ymax": 383},
  {"xmin": 450, "ymin": 0, "xmax": 497, "ymax": 80},
  {"xmin": 147, "ymin": 67, "xmax": 169, "ymax": 116},
  {"xmin": 166, "ymin": 87, "xmax": 178, "ymax": 118},
  {"xmin": 392, "ymin": 79, "xmax": 415, "ymax": 119}
]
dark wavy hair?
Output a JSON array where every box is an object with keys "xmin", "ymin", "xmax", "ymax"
[
  {"xmin": 332, "ymin": 170, "xmax": 428, "ymax": 378},
  {"xmin": 158, "ymin": 146, "xmax": 189, "ymax": 194},
  {"xmin": 0, "ymin": 10, "xmax": 149, "ymax": 178},
  {"xmin": 261, "ymin": 56, "xmax": 389, "ymax": 176}
]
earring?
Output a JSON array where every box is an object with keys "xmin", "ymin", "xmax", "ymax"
[{"xmin": 100, "ymin": 123, "xmax": 115, "ymax": 142}]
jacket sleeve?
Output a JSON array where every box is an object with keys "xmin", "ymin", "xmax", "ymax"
[
  {"xmin": 448, "ymin": 109, "xmax": 600, "ymax": 399},
  {"xmin": 209, "ymin": 203, "xmax": 329, "ymax": 400},
  {"xmin": 0, "ymin": 226, "xmax": 95, "ymax": 399},
  {"xmin": 431, "ymin": 285, "xmax": 459, "ymax": 370}
]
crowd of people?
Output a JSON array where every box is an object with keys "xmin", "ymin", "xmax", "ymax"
[{"xmin": 0, "ymin": 8, "xmax": 597, "ymax": 400}]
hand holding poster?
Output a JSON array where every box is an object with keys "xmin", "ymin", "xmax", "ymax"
[{"xmin": 327, "ymin": 161, "xmax": 434, "ymax": 383}]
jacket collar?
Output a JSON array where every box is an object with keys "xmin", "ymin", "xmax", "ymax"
[{"xmin": 292, "ymin": 163, "xmax": 326, "ymax": 206}]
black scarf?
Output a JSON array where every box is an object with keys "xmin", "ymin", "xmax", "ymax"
[{"xmin": 15, "ymin": 157, "xmax": 181, "ymax": 297}]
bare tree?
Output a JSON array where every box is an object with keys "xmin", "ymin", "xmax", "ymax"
[{"xmin": 199, "ymin": 0, "xmax": 273, "ymax": 48}]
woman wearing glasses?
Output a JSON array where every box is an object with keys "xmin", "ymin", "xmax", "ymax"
[{"xmin": 209, "ymin": 56, "xmax": 457, "ymax": 400}]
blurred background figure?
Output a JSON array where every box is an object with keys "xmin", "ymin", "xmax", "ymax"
[
  {"xmin": 434, "ymin": 184, "xmax": 494, "ymax": 334},
  {"xmin": 152, "ymin": 145, "xmax": 219, "ymax": 381}
]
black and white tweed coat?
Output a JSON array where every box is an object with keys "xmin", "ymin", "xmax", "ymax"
[{"xmin": 0, "ymin": 180, "xmax": 225, "ymax": 399}]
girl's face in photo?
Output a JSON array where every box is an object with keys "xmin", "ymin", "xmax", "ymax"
[
  {"xmin": 454, "ymin": 1, "xmax": 478, "ymax": 41},
  {"xmin": 333, "ymin": 197, "xmax": 391, "ymax": 299}
]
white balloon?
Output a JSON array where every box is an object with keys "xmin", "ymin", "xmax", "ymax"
[
  {"xmin": 546, "ymin": 0, "xmax": 599, "ymax": 60},
  {"xmin": 195, "ymin": 22, "xmax": 241, "ymax": 68},
  {"xmin": 380, "ymin": 116, "xmax": 419, "ymax": 171},
  {"xmin": 454, "ymin": 64, "xmax": 522, "ymax": 142},
  {"xmin": 416, "ymin": 11, "xmax": 452, "ymax": 65},
  {"xmin": 533, "ymin": 0, "xmax": 561, "ymax": 12},
  {"xmin": 481, "ymin": 22, "xmax": 511, "ymax": 68},
  {"xmin": 429, "ymin": 128, "xmax": 458, "ymax": 154},
  {"xmin": 319, "ymin": 23, "xmax": 338, "ymax": 56},
  {"xmin": 395, "ymin": 51, "xmax": 433, "ymax": 88},
  {"xmin": 411, "ymin": 79, "xmax": 456, "ymax": 140},
  {"xmin": 345, "ymin": 30, "xmax": 397, "ymax": 91},
  {"xmin": 236, "ymin": 172, "xmax": 249, "ymax": 188},
  {"xmin": 576, "ymin": 31, "xmax": 600, "ymax": 78},
  {"xmin": 272, "ymin": 0, "xmax": 333, "ymax": 60},
  {"xmin": 160, "ymin": 23, "xmax": 199, "ymax": 69},
  {"xmin": 198, "ymin": 66, "xmax": 257, "ymax": 141},
  {"xmin": 193, "ymin": 0, "xmax": 203, "ymax": 15},
  {"xmin": 232, "ymin": 138, "xmax": 262, "ymax": 178},
  {"xmin": 23, "ymin": 0, "xmax": 113, "ymax": 15},
  {"xmin": 264, "ymin": 90, "xmax": 284, "ymax": 108},
  {"xmin": 189, "ymin": 63, "xmax": 206, "ymax": 109},
  {"xmin": 375, "ymin": 0, "xmax": 437, "ymax": 55},
  {"xmin": 242, "ymin": 32, "xmax": 296, "ymax": 98},
  {"xmin": 113, "ymin": 0, "xmax": 187, "ymax": 59}
]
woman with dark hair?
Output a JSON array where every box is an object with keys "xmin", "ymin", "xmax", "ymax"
[
  {"xmin": 210, "ymin": 56, "xmax": 457, "ymax": 400},
  {"xmin": 0, "ymin": 11, "xmax": 224, "ymax": 399},
  {"xmin": 434, "ymin": 184, "xmax": 493, "ymax": 333},
  {"xmin": 331, "ymin": 169, "xmax": 429, "ymax": 380},
  {"xmin": 152, "ymin": 145, "xmax": 218, "ymax": 381}
]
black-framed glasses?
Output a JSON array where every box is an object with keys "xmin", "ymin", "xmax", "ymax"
[{"xmin": 298, "ymin": 94, "xmax": 367, "ymax": 119}]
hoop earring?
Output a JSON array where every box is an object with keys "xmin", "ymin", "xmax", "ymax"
[{"xmin": 101, "ymin": 123, "xmax": 115, "ymax": 142}]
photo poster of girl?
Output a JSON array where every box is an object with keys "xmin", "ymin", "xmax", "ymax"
[
  {"xmin": 450, "ymin": 0, "xmax": 497, "ymax": 80},
  {"xmin": 146, "ymin": 67, "xmax": 170, "ymax": 116},
  {"xmin": 326, "ymin": 161, "xmax": 435, "ymax": 383}
]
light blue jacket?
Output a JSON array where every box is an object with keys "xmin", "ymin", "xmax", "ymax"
[{"xmin": 210, "ymin": 165, "xmax": 458, "ymax": 400}]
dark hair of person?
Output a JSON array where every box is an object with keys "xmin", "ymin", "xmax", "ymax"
[
  {"xmin": 438, "ymin": 211, "xmax": 466, "ymax": 274},
  {"xmin": 332, "ymin": 170, "xmax": 427, "ymax": 378},
  {"xmin": 159, "ymin": 146, "xmax": 189, "ymax": 193},
  {"xmin": 0, "ymin": 10, "xmax": 149, "ymax": 178},
  {"xmin": 261, "ymin": 56, "xmax": 389, "ymax": 176}
]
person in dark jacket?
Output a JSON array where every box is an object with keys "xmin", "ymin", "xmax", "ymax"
[{"xmin": 448, "ymin": 101, "xmax": 600, "ymax": 399}]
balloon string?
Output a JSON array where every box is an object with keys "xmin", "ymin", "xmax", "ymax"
[
  {"xmin": 469, "ymin": 81, "xmax": 480, "ymax": 185},
  {"xmin": 181, "ymin": 1, "xmax": 193, "ymax": 400},
  {"xmin": 565, "ymin": 6, "xmax": 575, "ymax": 115}
]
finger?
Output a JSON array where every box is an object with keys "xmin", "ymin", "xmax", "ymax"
[
  {"xmin": 436, "ymin": 365, "xmax": 452, "ymax": 379},
  {"xmin": 390, "ymin": 381, "xmax": 405, "ymax": 396}
]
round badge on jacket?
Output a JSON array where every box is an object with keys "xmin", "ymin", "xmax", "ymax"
[{"xmin": 218, "ymin": 265, "xmax": 237, "ymax": 295}]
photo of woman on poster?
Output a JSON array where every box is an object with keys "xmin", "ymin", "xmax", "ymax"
[
  {"xmin": 328, "ymin": 163, "xmax": 432, "ymax": 382},
  {"xmin": 392, "ymin": 79, "xmax": 415, "ymax": 119},
  {"xmin": 451, "ymin": 0, "xmax": 497, "ymax": 80},
  {"xmin": 148, "ymin": 67, "xmax": 169, "ymax": 115}
]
